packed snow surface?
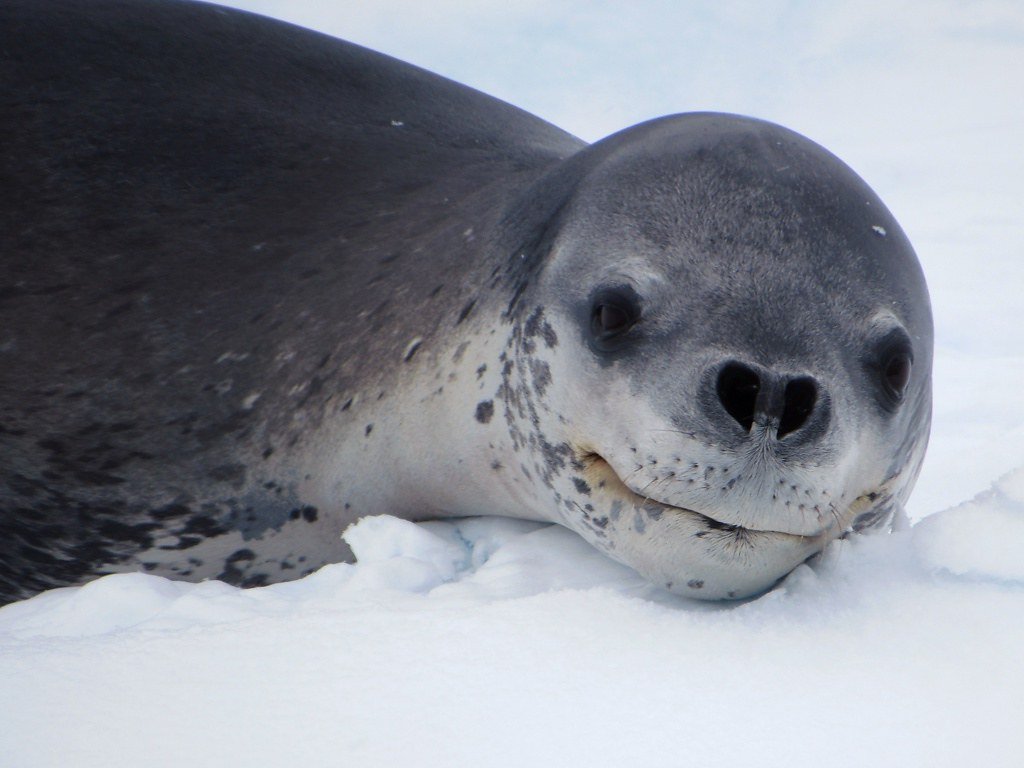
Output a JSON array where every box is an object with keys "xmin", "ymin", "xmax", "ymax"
[{"xmin": 3, "ymin": 469, "xmax": 1024, "ymax": 767}]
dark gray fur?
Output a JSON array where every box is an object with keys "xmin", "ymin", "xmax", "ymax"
[{"xmin": 0, "ymin": 0, "xmax": 583, "ymax": 602}]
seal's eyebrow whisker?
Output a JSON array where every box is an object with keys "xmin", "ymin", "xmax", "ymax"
[
  {"xmin": 826, "ymin": 503, "xmax": 845, "ymax": 536},
  {"xmin": 621, "ymin": 463, "xmax": 648, "ymax": 486},
  {"xmin": 636, "ymin": 473, "xmax": 678, "ymax": 507},
  {"xmin": 571, "ymin": 500, "xmax": 589, "ymax": 517},
  {"xmin": 637, "ymin": 476, "xmax": 659, "ymax": 498},
  {"xmin": 648, "ymin": 474, "xmax": 676, "ymax": 503}
]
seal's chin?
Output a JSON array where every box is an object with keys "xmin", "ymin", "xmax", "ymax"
[
  {"xmin": 571, "ymin": 450, "xmax": 831, "ymax": 600},
  {"xmin": 579, "ymin": 451, "xmax": 830, "ymax": 543}
]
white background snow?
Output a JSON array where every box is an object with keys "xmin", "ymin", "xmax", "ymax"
[{"xmin": 2, "ymin": 2, "xmax": 1023, "ymax": 766}]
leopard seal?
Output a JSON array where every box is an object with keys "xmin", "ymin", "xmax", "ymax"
[{"xmin": 0, "ymin": 0, "xmax": 932, "ymax": 603}]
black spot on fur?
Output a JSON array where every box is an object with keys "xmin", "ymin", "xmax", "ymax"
[
  {"xmin": 571, "ymin": 477, "xmax": 591, "ymax": 495},
  {"xmin": 241, "ymin": 573, "xmax": 268, "ymax": 588},
  {"xmin": 522, "ymin": 306, "xmax": 559, "ymax": 348},
  {"xmin": 183, "ymin": 515, "xmax": 225, "ymax": 536},
  {"xmin": 704, "ymin": 518, "xmax": 740, "ymax": 532},
  {"xmin": 475, "ymin": 400, "xmax": 494, "ymax": 424},
  {"xmin": 538, "ymin": 439, "xmax": 572, "ymax": 486},
  {"xmin": 98, "ymin": 519, "xmax": 160, "ymax": 547},
  {"xmin": 365, "ymin": 423, "xmax": 373, "ymax": 436},
  {"xmin": 159, "ymin": 535, "xmax": 203, "ymax": 551},
  {"xmin": 530, "ymin": 359, "xmax": 552, "ymax": 396},
  {"xmin": 687, "ymin": 579, "xmax": 704, "ymax": 589},
  {"xmin": 37, "ymin": 438, "xmax": 68, "ymax": 458},
  {"xmin": 7, "ymin": 473, "xmax": 41, "ymax": 498},
  {"xmin": 216, "ymin": 548, "xmax": 259, "ymax": 585},
  {"xmin": 151, "ymin": 503, "xmax": 190, "ymax": 521},
  {"xmin": 73, "ymin": 469, "xmax": 126, "ymax": 486},
  {"xmin": 456, "ymin": 299, "xmax": 476, "ymax": 325},
  {"xmin": 208, "ymin": 463, "xmax": 246, "ymax": 487}
]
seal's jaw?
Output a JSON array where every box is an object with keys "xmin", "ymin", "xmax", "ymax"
[
  {"xmin": 568, "ymin": 445, "xmax": 905, "ymax": 600},
  {"xmin": 579, "ymin": 451, "xmax": 840, "ymax": 539},
  {"xmin": 566, "ymin": 450, "xmax": 827, "ymax": 600},
  {"xmin": 589, "ymin": 428, "xmax": 875, "ymax": 539}
]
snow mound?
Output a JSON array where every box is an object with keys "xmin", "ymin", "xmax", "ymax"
[
  {"xmin": 2, "ymin": 475, "xmax": 1024, "ymax": 767},
  {"xmin": 913, "ymin": 465, "xmax": 1024, "ymax": 585}
]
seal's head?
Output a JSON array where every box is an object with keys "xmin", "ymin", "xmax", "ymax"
[{"xmin": 501, "ymin": 113, "xmax": 932, "ymax": 599}]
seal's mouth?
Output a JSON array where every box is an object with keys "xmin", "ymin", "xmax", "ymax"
[{"xmin": 578, "ymin": 450, "xmax": 832, "ymax": 543}]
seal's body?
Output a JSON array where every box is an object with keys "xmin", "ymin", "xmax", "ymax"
[{"xmin": 0, "ymin": 0, "xmax": 931, "ymax": 604}]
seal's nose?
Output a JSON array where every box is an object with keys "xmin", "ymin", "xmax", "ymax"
[{"xmin": 714, "ymin": 361, "xmax": 822, "ymax": 440}]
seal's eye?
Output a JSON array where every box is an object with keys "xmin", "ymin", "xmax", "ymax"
[
  {"xmin": 597, "ymin": 303, "xmax": 630, "ymax": 334},
  {"xmin": 883, "ymin": 351, "xmax": 912, "ymax": 399},
  {"xmin": 589, "ymin": 285, "xmax": 641, "ymax": 349},
  {"xmin": 869, "ymin": 329, "xmax": 913, "ymax": 409}
]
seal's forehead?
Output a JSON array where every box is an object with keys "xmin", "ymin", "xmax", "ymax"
[
  {"xmin": 587, "ymin": 113, "xmax": 850, "ymax": 182},
  {"xmin": 546, "ymin": 114, "xmax": 931, "ymax": 345},
  {"xmin": 563, "ymin": 117, "xmax": 909, "ymax": 262},
  {"xmin": 575, "ymin": 114, "xmax": 884, "ymax": 235}
]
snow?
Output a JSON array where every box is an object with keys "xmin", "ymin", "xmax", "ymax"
[
  {"xmin": 3, "ymin": 485, "xmax": 1024, "ymax": 766},
  {"xmin": 4, "ymin": 2, "xmax": 1024, "ymax": 766}
]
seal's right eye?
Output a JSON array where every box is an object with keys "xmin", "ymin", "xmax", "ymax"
[
  {"xmin": 589, "ymin": 285, "xmax": 641, "ymax": 349},
  {"xmin": 867, "ymin": 328, "xmax": 914, "ymax": 411}
]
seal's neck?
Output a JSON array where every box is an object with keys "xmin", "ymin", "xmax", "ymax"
[{"xmin": 308, "ymin": 322, "xmax": 549, "ymax": 527}]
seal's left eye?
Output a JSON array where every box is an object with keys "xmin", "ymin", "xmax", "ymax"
[
  {"xmin": 589, "ymin": 285, "xmax": 641, "ymax": 349},
  {"xmin": 883, "ymin": 351, "xmax": 912, "ymax": 399},
  {"xmin": 596, "ymin": 303, "xmax": 630, "ymax": 334},
  {"xmin": 868, "ymin": 329, "xmax": 913, "ymax": 410}
]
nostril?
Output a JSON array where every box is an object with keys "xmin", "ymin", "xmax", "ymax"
[
  {"xmin": 716, "ymin": 362, "xmax": 760, "ymax": 432},
  {"xmin": 778, "ymin": 377, "xmax": 817, "ymax": 439}
]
